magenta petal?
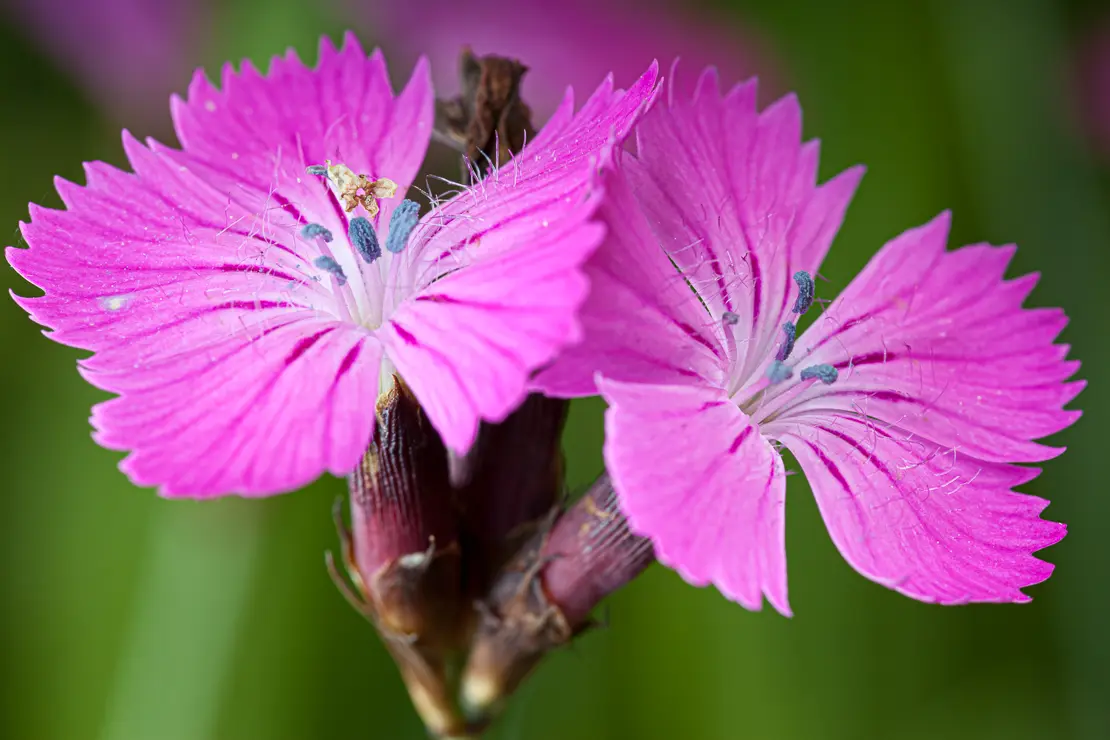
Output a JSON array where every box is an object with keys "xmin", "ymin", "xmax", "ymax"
[
  {"xmin": 763, "ymin": 212, "xmax": 1076, "ymax": 603},
  {"xmin": 96, "ymin": 323, "xmax": 380, "ymax": 498},
  {"xmin": 534, "ymin": 154, "xmax": 725, "ymax": 397},
  {"xmin": 396, "ymin": 62, "xmax": 660, "ymax": 293},
  {"xmin": 10, "ymin": 134, "xmax": 328, "ymax": 354},
  {"xmin": 172, "ymin": 33, "xmax": 432, "ymax": 195},
  {"xmin": 537, "ymin": 71, "xmax": 863, "ymax": 397},
  {"xmin": 779, "ymin": 415, "xmax": 1065, "ymax": 604},
  {"xmin": 169, "ymin": 33, "xmax": 433, "ymax": 241},
  {"xmin": 382, "ymin": 64, "xmax": 661, "ymax": 452},
  {"xmin": 600, "ymin": 377, "xmax": 791, "ymax": 615},
  {"xmin": 781, "ymin": 213, "xmax": 1083, "ymax": 464},
  {"xmin": 627, "ymin": 70, "xmax": 863, "ymax": 380},
  {"xmin": 380, "ymin": 216, "xmax": 603, "ymax": 453},
  {"xmin": 549, "ymin": 69, "xmax": 1076, "ymax": 612}
]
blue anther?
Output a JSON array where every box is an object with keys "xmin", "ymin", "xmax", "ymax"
[
  {"xmin": 305, "ymin": 165, "xmax": 328, "ymax": 176},
  {"xmin": 313, "ymin": 255, "xmax": 347, "ymax": 286},
  {"xmin": 722, "ymin": 311, "xmax": 740, "ymax": 326},
  {"xmin": 800, "ymin": 364, "xmax": 838, "ymax": 384},
  {"xmin": 386, "ymin": 199, "xmax": 421, "ymax": 254},
  {"xmin": 792, "ymin": 271, "xmax": 815, "ymax": 315},
  {"xmin": 766, "ymin": 360, "xmax": 793, "ymax": 385},
  {"xmin": 348, "ymin": 217, "xmax": 381, "ymax": 263},
  {"xmin": 775, "ymin": 322, "xmax": 797, "ymax": 362},
  {"xmin": 301, "ymin": 223, "xmax": 333, "ymax": 242}
]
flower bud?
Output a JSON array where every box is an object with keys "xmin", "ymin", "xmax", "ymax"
[
  {"xmin": 459, "ymin": 474, "xmax": 654, "ymax": 720},
  {"xmin": 328, "ymin": 376, "xmax": 467, "ymax": 737},
  {"xmin": 456, "ymin": 394, "xmax": 569, "ymax": 597}
]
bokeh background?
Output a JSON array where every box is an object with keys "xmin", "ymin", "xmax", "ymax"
[{"xmin": 1, "ymin": 0, "xmax": 1108, "ymax": 738}]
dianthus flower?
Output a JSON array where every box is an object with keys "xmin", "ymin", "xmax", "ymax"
[
  {"xmin": 7, "ymin": 33, "xmax": 659, "ymax": 497},
  {"xmin": 537, "ymin": 70, "xmax": 1081, "ymax": 613}
]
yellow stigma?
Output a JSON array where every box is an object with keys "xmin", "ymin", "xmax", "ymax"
[{"xmin": 324, "ymin": 159, "xmax": 398, "ymax": 217}]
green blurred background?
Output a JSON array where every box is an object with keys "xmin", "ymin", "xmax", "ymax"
[{"xmin": 1, "ymin": 0, "xmax": 1108, "ymax": 738}]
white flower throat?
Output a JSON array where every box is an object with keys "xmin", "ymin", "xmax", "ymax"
[{"xmin": 297, "ymin": 161, "xmax": 420, "ymax": 331}]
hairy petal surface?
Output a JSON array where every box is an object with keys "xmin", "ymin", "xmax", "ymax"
[
  {"xmin": 94, "ymin": 322, "xmax": 381, "ymax": 497},
  {"xmin": 628, "ymin": 70, "xmax": 863, "ymax": 384},
  {"xmin": 383, "ymin": 64, "xmax": 661, "ymax": 452},
  {"xmin": 779, "ymin": 415, "xmax": 1065, "ymax": 603},
  {"xmin": 380, "ymin": 216, "xmax": 603, "ymax": 452},
  {"xmin": 168, "ymin": 33, "xmax": 433, "ymax": 317},
  {"xmin": 771, "ymin": 213, "xmax": 1084, "ymax": 464},
  {"xmin": 534, "ymin": 155, "xmax": 724, "ymax": 396},
  {"xmin": 172, "ymin": 32, "xmax": 431, "ymax": 216},
  {"xmin": 7, "ymin": 37, "xmax": 430, "ymax": 497},
  {"xmin": 600, "ymin": 378, "xmax": 790, "ymax": 615},
  {"xmin": 537, "ymin": 71, "xmax": 862, "ymax": 397}
]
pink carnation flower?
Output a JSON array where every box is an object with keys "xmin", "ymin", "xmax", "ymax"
[
  {"xmin": 7, "ymin": 33, "xmax": 659, "ymax": 498},
  {"xmin": 537, "ymin": 70, "xmax": 1081, "ymax": 614}
]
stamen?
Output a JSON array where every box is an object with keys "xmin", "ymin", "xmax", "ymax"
[
  {"xmin": 386, "ymin": 200, "xmax": 421, "ymax": 254},
  {"xmin": 800, "ymin": 364, "xmax": 838, "ymax": 384},
  {"xmin": 766, "ymin": 361, "xmax": 792, "ymax": 384},
  {"xmin": 311, "ymin": 234, "xmax": 355, "ymax": 324},
  {"xmin": 775, "ymin": 322, "xmax": 796, "ymax": 362},
  {"xmin": 313, "ymin": 255, "xmax": 347, "ymax": 286},
  {"xmin": 301, "ymin": 223, "xmax": 333, "ymax": 242},
  {"xmin": 721, "ymin": 311, "xmax": 740, "ymax": 366},
  {"xmin": 306, "ymin": 165, "xmax": 329, "ymax": 176},
  {"xmin": 349, "ymin": 217, "xmax": 382, "ymax": 264},
  {"xmin": 792, "ymin": 271, "xmax": 815, "ymax": 315}
]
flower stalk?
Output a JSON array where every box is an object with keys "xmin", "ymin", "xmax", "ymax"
[
  {"xmin": 326, "ymin": 50, "xmax": 656, "ymax": 737},
  {"xmin": 460, "ymin": 474, "xmax": 654, "ymax": 723},
  {"xmin": 328, "ymin": 390, "xmax": 654, "ymax": 737},
  {"xmin": 328, "ymin": 376, "xmax": 470, "ymax": 736}
]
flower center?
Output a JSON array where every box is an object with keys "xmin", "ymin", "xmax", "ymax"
[
  {"xmin": 722, "ymin": 270, "xmax": 839, "ymax": 423},
  {"xmin": 299, "ymin": 162, "xmax": 422, "ymax": 330}
]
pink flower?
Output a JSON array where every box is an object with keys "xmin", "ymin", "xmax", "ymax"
[
  {"xmin": 358, "ymin": 0, "xmax": 773, "ymax": 119},
  {"xmin": 536, "ymin": 70, "xmax": 1081, "ymax": 614},
  {"xmin": 7, "ymin": 33, "xmax": 659, "ymax": 498}
]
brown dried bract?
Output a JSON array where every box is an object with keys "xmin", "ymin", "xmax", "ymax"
[{"xmin": 435, "ymin": 47, "xmax": 536, "ymax": 178}]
